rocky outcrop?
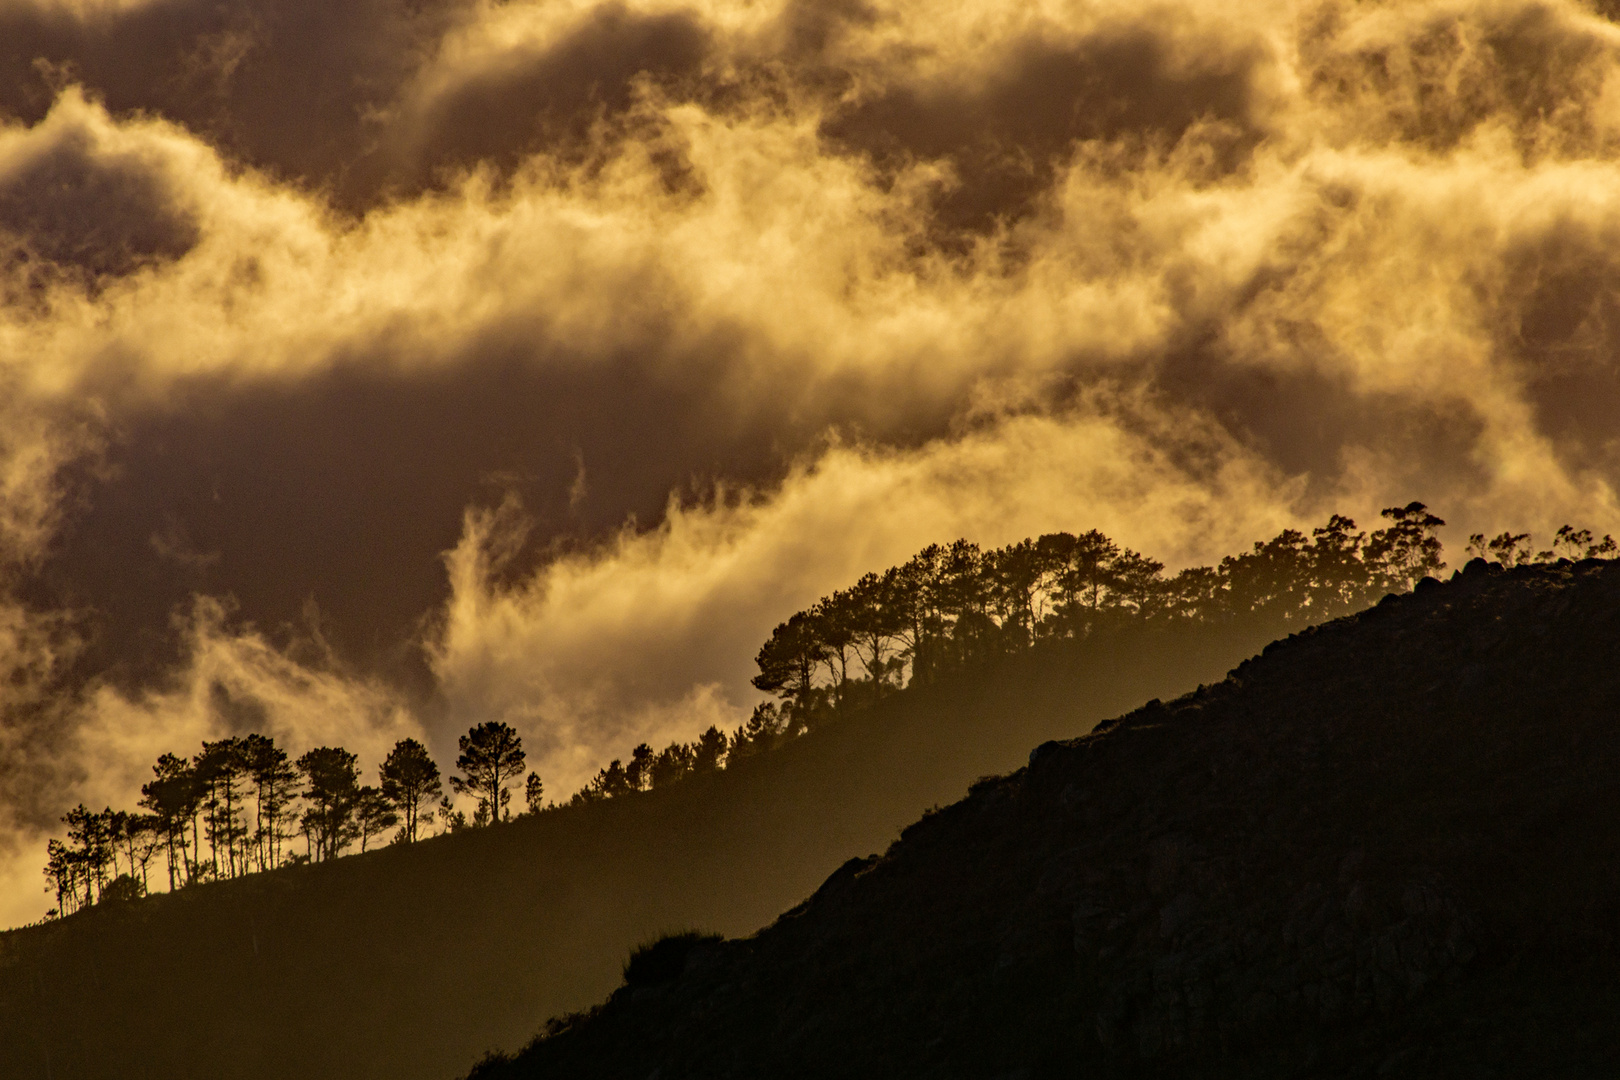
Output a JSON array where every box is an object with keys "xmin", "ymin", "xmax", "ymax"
[{"xmin": 469, "ymin": 559, "xmax": 1620, "ymax": 1078}]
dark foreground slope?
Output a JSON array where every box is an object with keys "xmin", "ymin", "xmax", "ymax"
[
  {"xmin": 470, "ymin": 559, "xmax": 1620, "ymax": 1080},
  {"xmin": 0, "ymin": 611, "xmax": 1292, "ymax": 1080}
]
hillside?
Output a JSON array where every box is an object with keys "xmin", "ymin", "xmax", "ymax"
[
  {"xmin": 466, "ymin": 558, "xmax": 1620, "ymax": 1079},
  {"xmin": 0, "ymin": 608, "xmax": 1295, "ymax": 1080}
]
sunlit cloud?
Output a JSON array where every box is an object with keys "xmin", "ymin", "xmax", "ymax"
[{"xmin": 2, "ymin": 0, "xmax": 1620, "ymax": 923}]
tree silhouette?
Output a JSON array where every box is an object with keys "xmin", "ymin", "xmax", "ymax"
[
  {"xmin": 524, "ymin": 772, "xmax": 545, "ymax": 815},
  {"xmin": 752, "ymin": 612, "xmax": 825, "ymax": 725},
  {"xmin": 62, "ymin": 804, "xmax": 114, "ymax": 907},
  {"xmin": 1365, "ymin": 502, "xmax": 1446, "ymax": 589},
  {"xmin": 43, "ymin": 839, "xmax": 79, "ymax": 917},
  {"xmin": 451, "ymin": 722, "xmax": 526, "ymax": 825},
  {"xmin": 691, "ymin": 726, "xmax": 729, "ymax": 772},
  {"xmin": 241, "ymin": 734, "xmax": 299, "ymax": 871},
  {"xmin": 625, "ymin": 743, "xmax": 655, "ymax": 793},
  {"xmin": 1064, "ymin": 530, "xmax": 1122, "ymax": 620},
  {"xmin": 110, "ymin": 812, "xmax": 160, "ymax": 894},
  {"xmin": 577, "ymin": 758, "xmax": 633, "ymax": 802},
  {"xmin": 1486, "ymin": 531, "xmax": 1532, "ymax": 567},
  {"xmin": 196, "ymin": 739, "xmax": 249, "ymax": 879},
  {"xmin": 728, "ymin": 703, "xmax": 784, "ymax": 761},
  {"xmin": 380, "ymin": 738, "xmax": 442, "ymax": 843},
  {"xmin": 100, "ymin": 874, "xmax": 145, "ymax": 903},
  {"xmin": 811, "ymin": 593, "xmax": 857, "ymax": 712},
  {"xmin": 988, "ymin": 539, "xmax": 1047, "ymax": 649},
  {"xmin": 438, "ymin": 795, "xmax": 468, "ymax": 834},
  {"xmin": 140, "ymin": 753, "xmax": 202, "ymax": 888},
  {"xmin": 846, "ymin": 571, "xmax": 905, "ymax": 699},
  {"xmin": 355, "ymin": 787, "xmax": 397, "ymax": 852},
  {"xmin": 297, "ymin": 747, "xmax": 361, "ymax": 861},
  {"xmin": 649, "ymin": 743, "xmax": 694, "ymax": 789}
]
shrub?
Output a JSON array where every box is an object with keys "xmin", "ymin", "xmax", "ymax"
[{"xmin": 622, "ymin": 930, "xmax": 723, "ymax": 988}]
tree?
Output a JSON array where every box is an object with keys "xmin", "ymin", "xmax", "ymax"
[
  {"xmin": 296, "ymin": 746, "xmax": 361, "ymax": 861},
  {"xmin": 649, "ymin": 743, "xmax": 694, "ymax": 789},
  {"xmin": 729, "ymin": 703, "xmax": 784, "ymax": 761},
  {"xmin": 624, "ymin": 743, "xmax": 655, "ymax": 792},
  {"xmin": 888, "ymin": 546, "xmax": 947, "ymax": 684},
  {"xmin": 355, "ymin": 787, "xmax": 398, "ymax": 852},
  {"xmin": 101, "ymin": 874, "xmax": 145, "ymax": 903},
  {"xmin": 1555, "ymin": 525, "xmax": 1596, "ymax": 560},
  {"xmin": 44, "ymin": 839, "xmax": 81, "ymax": 917},
  {"xmin": 1486, "ymin": 531, "xmax": 1532, "ymax": 567},
  {"xmin": 437, "ymin": 795, "xmax": 467, "ymax": 834},
  {"xmin": 987, "ymin": 539, "xmax": 1050, "ymax": 649},
  {"xmin": 1365, "ymin": 502, "xmax": 1446, "ymax": 590},
  {"xmin": 62, "ymin": 804, "xmax": 114, "ymax": 907},
  {"xmin": 810, "ymin": 593, "xmax": 857, "ymax": 712},
  {"xmin": 752, "ymin": 612, "xmax": 825, "ymax": 725},
  {"xmin": 1220, "ymin": 529, "xmax": 1311, "ymax": 618},
  {"xmin": 934, "ymin": 539, "xmax": 992, "ymax": 668},
  {"xmin": 1109, "ymin": 548, "xmax": 1165, "ymax": 617},
  {"xmin": 451, "ymin": 722, "xmax": 526, "ymax": 825},
  {"xmin": 140, "ymin": 753, "xmax": 201, "ymax": 889},
  {"xmin": 196, "ymin": 738, "xmax": 249, "ymax": 879},
  {"xmin": 575, "ymin": 759, "xmax": 632, "ymax": 803},
  {"xmin": 524, "ymin": 772, "xmax": 545, "ymax": 815},
  {"xmin": 379, "ymin": 738, "xmax": 442, "ymax": 843},
  {"xmin": 691, "ymin": 726, "xmax": 728, "ymax": 773},
  {"xmin": 112, "ymin": 812, "xmax": 160, "ymax": 894},
  {"xmin": 241, "ymin": 734, "xmax": 298, "ymax": 872},
  {"xmin": 1065, "ymin": 529, "xmax": 1122, "ymax": 618}
]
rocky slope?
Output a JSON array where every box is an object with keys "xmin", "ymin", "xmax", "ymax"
[{"xmin": 468, "ymin": 559, "xmax": 1620, "ymax": 1079}]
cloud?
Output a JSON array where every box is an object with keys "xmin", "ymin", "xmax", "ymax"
[
  {"xmin": 428, "ymin": 397, "xmax": 1310, "ymax": 800},
  {"xmin": 3, "ymin": 0, "xmax": 1620, "ymax": 922}
]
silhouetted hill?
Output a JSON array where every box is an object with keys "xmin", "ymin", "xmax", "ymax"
[
  {"xmin": 466, "ymin": 559, "xmax": 1620, "ymax": 1079},
  {"xmin": 0, "ymin": 609, "xmax": 1295, "ymax": 1080}
]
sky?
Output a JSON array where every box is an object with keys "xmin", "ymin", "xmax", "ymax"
[{"xmin": 2, "ymin": 0, "xmax": 1620, "ymax": 926}]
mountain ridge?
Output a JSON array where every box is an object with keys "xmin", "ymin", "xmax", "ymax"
[{"xmin": 465, "ymin": 557, "xmax": 1620, "ymax": 1078}]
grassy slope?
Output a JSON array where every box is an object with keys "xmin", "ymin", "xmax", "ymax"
[{"xmin": 0, "ymin": 613, "xmax": 1293, "ymax": 1080}]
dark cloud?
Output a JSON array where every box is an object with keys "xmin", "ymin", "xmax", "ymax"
[
  {"xmin": 774, "ymin": 0, "xmax": 878, "ymax": 60},
  {"xmin": 39, "ymin": 331, "xmax": 882, "ymax": 700},
  {"xmin": 394, "ymin": 4, "xmax": 713, "ymax": 193},
  {"xmin": 0, "ymin": 0, "xmax": 464, "ymax": 203},
  {"xmin": 0, "ymin": 123, "xmax": 198, "ymax": 285},
  {"xmin": 1498, "ymin": 219, "xmax": 1620, "ymax": 477},
  {"xmin": 820, "ymin": 28, "xmax": 1264, "ymax": 238}
]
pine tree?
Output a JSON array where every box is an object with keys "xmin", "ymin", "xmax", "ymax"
[
  {"xmin": 296, "ymin": 747, "xmax": 361, "ymax": 860},
  {"xmin": 380, "ymin": 738, "xmax": 443, "ymax": 843},
  {"xmin": 451, "ymin": 723, "xmax": 525, "ymax": 826}
]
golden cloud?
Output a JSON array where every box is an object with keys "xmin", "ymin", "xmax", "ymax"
[{"xmin": 1, "ymin": 0, "xmax": 1620, "ymax": 923}]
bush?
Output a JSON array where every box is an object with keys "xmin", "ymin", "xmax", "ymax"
[
  {"xmin": 622, "ymin": 930, "xmax": 723, "ymax": 988},
  {"xmin": 99, "ymin": 874, "xmax": 145, "ymax": 904}
]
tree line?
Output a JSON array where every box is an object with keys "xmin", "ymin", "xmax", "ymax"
[
  {"xmin": 258, "ymin": 503, "xmax": 1620, "ymax": 831},
  {"xmin": 566, "ymin": 502, "xmax": 1467, "ymax": 804},
  {"xmin": 45, "ymin": 504, "xmax": 1614, "ymax": 916},
  {"xmin": 44, "ymin": 721, "xmax": 534, "ymax": 917}
]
